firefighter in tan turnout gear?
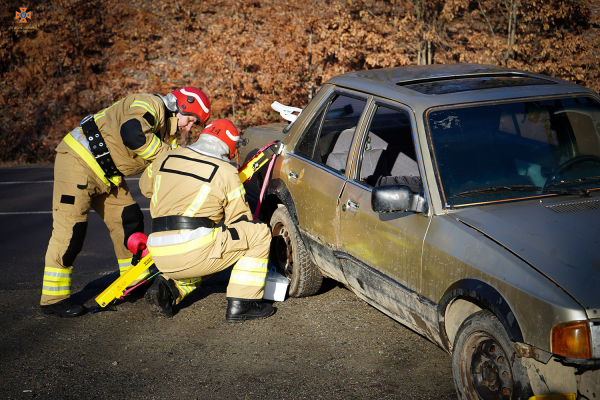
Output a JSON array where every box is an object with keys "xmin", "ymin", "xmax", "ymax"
[
  {"xmin": 139, "ymin": 119, "xmax": 274, "ymax": 321},
  {"xmin": 41, "ymin": 87, "xmax": 211, "ymax": 317}
]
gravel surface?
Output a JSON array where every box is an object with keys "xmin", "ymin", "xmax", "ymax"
[{"xmin": 0, "ymin": 275, "xmax": 456, "ymax": 399}]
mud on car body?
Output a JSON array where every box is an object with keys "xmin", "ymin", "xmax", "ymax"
[{"xmin": 240, "ymin": 63, "xmax": 600, "ymax": 400}]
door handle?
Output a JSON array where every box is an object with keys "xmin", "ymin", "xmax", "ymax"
[
  {"xmin": 288, "ymin": 171, "xmax": 299, "ymax": 183},
  {"xmin": 345, "ymin": 200, "xmax": 359, "ymax": 214}
]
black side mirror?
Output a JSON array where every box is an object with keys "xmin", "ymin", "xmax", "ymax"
[{"xmin": 371, "ymin": 185, "xmax": 428, "ymax": 214}]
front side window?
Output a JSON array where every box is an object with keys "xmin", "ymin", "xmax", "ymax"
[
  {"xmin": 295, "ymin": 94, "xmax": 367, "ymax": 173},
  {"xmin": 428, "ymin": 96, "xmax": 600, "ymax": 206},
  {"xmin": 354, "ymin": 105, "xmax": 422, "ymax": 192}
]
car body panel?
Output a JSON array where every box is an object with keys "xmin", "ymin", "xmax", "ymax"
[{"xmin": 450, "ymin": 193, "xmax": 600, "ymax": 318}]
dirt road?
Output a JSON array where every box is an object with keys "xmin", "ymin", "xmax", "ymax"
[{"xmin": 0, "ymin": 165, "xmax": 455, "ymax": 399}]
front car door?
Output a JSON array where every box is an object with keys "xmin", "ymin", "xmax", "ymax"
[{"xmin": 337, "ymin": 99, "xmax": 437, "ymax": 340}]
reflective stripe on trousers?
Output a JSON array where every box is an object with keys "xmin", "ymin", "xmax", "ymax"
[
  {"xmin": 229, "ymin": 257, "xmax": 268, "ymax": 287},
  {"xmin": 42, "ymin": 266, "xmax": 72, "ymax": 297}
]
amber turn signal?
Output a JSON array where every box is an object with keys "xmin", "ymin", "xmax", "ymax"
[{"xmin": 552, "ymin": 321, "xmax": 591, "ymax": 359}]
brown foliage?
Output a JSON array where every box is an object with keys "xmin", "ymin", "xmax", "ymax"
[{"xmin": 1, "ymin": 0, "xmax": 599, "ymax": 164}]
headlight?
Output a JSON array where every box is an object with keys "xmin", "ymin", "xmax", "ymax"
[{"xmin": 552, "ymin": 321, "xmax": 593, "ymax": 359}]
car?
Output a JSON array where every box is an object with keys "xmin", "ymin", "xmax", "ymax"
[{"xmin": 239, "ymin": 63, "xmax": 600, "ymax": 400}]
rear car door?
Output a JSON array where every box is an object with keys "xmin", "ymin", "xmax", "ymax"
[
  {"xmin": 337, "ymin": 100, "xmax": 433, "ymax": 324},
  {"xmin": 285, "ymin": 90, "xmax": 370, "ymax": 282}
]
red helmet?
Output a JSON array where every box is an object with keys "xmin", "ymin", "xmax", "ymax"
[
  {"xmin": 170, "ymin": 87, "xmax": 211, "ymax": 124},
  {"xmin": 200, "ymin": 119, "xmax": 240, "ymax": 159}
]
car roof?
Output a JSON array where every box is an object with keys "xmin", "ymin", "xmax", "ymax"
[{"xmin": 326, "ymin": 63, "xmax": 596, "ymax": 110}]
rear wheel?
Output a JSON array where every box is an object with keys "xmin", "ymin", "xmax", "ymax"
[
  {"xmin": 270, "ymin": 206, "xmax": 322, "ymax": 297},
  {"xmin": 452, "ymin": 310, "xmax": 533, "ymax": 400}
]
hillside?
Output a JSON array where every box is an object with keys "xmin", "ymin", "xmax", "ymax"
[{"xmin": 1, "ymin": 0, "xmax": 599, "ymax": 163}]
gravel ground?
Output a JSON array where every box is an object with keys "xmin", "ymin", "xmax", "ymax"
[{"xmin": 0, "ymin": 274, "xmax": 456, "ymax": 399}]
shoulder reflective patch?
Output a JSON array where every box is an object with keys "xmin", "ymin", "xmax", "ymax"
[
  {"xmin": 159, "ymin": 155, "xmax": 219, "ymax": 183},
  {"xmin": 120, "ymin": 119, "xmax": 146, "ymax": 150},
  {"xmin": 142, "ymin": 111, "xmax": 156, "ymax": 128},
  {"xmin": 130, "ymin": 101, "xmax": 158, "ymax": 132}
]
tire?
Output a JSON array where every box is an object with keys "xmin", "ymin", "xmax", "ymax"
[
  {"xmin": 452, "ymin": 310, "xmax": 533, "ymax": 400},
  {"xmin": 269, "ymin": 206, "xmax": 322, "ymax": 297}
]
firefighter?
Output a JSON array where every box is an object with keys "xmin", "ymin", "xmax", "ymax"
[
  {"xmin": 139, "ymin": 119, "xmax": 274, "ymax": 321},
  {"xmin": 41, "ymin": 87, "xmax": 211, "ymax": 317}
]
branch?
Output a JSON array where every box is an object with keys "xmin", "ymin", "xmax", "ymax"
[{"xmin": 478, "ymin": 1, "xmax": 496, "ymax": 38}]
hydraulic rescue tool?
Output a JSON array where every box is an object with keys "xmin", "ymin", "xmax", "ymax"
[{"xmin": 92, "ymin": 141, "xmax": 282, "ymax": 311}]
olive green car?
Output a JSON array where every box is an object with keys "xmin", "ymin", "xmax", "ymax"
[{"xmin": 240, "ymin": 64, "xmax": 600, "ymax": 399}]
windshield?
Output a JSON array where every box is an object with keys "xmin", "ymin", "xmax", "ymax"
[{"xmin": 428, "ymin": 96, "xmax": 600, "ymax": 206}]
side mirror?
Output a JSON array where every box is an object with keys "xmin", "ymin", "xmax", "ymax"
[{"xmin": 371, "ymin": 185, "xmax": 428, "ymax": 214}]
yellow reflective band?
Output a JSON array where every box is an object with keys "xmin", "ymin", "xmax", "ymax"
[
  {"xmin": 94, "ymin": 100, "xmax": 121, "ymax": 121},
  {"xmin": 118, "ymin": 258, "xmax": 132, "ymax": 267},
  {"xmin": 183, "ymin": 185, "xmax": 211, "ymax": 217},
  {"xmin": 42, "ymin": 288, "xmax": 71, "ymax": 296},
  {"xmin": 227, "ymin": 184, "xmax": 246, "ymax": 202},
  {"xmin": 147, "ymin": 229, "xmax": 218, "ymax": 257},
  {"xmin": 231, "ymin": 271, "xmax": 267, "ymax": 279},
  {"xmin": 229, "ymin": 276, "xmax": 266, "ymax": 287},
  {"xmin": 152, "ymin": 175, "xmax": 161, "ymax": 206},
  {"xmin": 170, "ymin": 139, "xmax": 178, "ymax": 149},
  {"xmin": 138, "ymin": 135, "xmax": 160, "ymax": 159},
  {"xmin": 147, "ymin": 164, "xmax": 153, "ymax": 178},
  {"xmin": 43, "ymin": 275, "xmax": 71, "ymax": 284},
  {"xmin": 233, "ymin": 257, "xmax": 269, "ymax": 270},
  {"xmin": 43, "ymin": 267, "xmax": 72, "ymax": 277},
  {"xmin": 130, "ymin": 101, "xmax": 158, "ymax": 131},
  {"xmin": 63, "ymin": 133, "xmax": 120, "ymax": 186}
]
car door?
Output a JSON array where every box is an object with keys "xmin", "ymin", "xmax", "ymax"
[
  {"xmin": 285, "ymin": 90, "xmax": 370, "ymax": 282},
  {"xmin": 337, "ymin": 100, "xmax": 433, "ymax": 327}
]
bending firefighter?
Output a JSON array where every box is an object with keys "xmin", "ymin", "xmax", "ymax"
[
  {"xmin": 139, "ymin": 119, "xmax": 274, "ymax": 321},
  {"xmin": 41, "ymin": 87, "xmax": 211, "ymax": 317}
]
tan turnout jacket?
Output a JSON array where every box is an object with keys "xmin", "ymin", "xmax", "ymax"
[{"xmin": 58, "ymin": 93, "xmax": 179, "ymax": 180}]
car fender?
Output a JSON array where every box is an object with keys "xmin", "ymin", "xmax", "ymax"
[{"xmin": 439, "ymin": 279, "xmax": 524, "ymax": 349}]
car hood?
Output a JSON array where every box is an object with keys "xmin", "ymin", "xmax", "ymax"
[{"xmin": 452, "ymin": 194, "xmax": 600, "ymax": 316}]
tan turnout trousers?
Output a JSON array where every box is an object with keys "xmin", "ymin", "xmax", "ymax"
[
  {"xmin": 139, "ymin": 147, "xmax": 271, "ymax": 302},
  {"xmin": 41, "ymin": 151, "xmax": 144, "ymax": 305},
  {"xmin": 41, "ymin": 93, "xmax": 179, "ymax": 306}
]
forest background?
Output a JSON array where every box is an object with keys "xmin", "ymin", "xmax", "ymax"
[{"xmin": 1, "ymin": 0, "xmax": 599, "ymax": 164}]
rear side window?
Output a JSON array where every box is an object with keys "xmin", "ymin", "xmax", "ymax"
[{"xmin": 295, "ymin": 94, "xmax": 367, "ymax": 174}]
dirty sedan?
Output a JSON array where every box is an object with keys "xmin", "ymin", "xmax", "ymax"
[{"xmin": 240, "ymin": 64, "xmax": 600, "ymax": 400}]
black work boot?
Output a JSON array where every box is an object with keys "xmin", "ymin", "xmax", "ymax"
[
  {"xmin": 41, "ymin": 298, "xmax": 86, "ymax": 317},
  {"xmin": 226, "ymin": 298, "xmax": 274, "ymax": 322},
  {"xmin": 144, "ymin": 276, "xmax": 178, "ymax": 317}
]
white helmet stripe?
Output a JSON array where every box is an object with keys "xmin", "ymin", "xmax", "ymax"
[
  {"xmin": 226, "ymin": 129, "xmax": 239, "ymax": 142},
  {"xmin": 180, "ymin": 88, "xmax": 209, "ymax": 114}
]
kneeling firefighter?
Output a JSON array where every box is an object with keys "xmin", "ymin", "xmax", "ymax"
[
  {"xmin": 139, "ymin": 119, "xmax": 274, "ymax": 321},
  {"xmin": 41, "ymin": 87, "xmax": 211, "ymax": 317}
]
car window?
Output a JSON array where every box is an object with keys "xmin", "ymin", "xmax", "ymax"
[
  {"xmin": 428, "ymin": 96, "xmax": 600, "ymax": 206},
  {"xmin": 295, "ymin": 94, "xmax": 367, "ymax": 174},
  {"xmin": 354, "ymin": 105, "xmax": 422, "ymax": 191}
]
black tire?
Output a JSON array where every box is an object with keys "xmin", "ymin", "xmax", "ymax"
[
  {"xmin": 269, "ymin": 206, "xmax": 322, "ymax": 297},
  {"xmin": 452, "ymin": 310, "xmax": 533, "ymax": 400}
]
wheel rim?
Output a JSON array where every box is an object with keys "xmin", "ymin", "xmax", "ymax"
[
  {"xmin": 272, "ymin": 222, "xmax": 293, "ymax": 279},
  {"xmin": 462, "ymin": 333, "xmax": 514, "ymax": 400}
]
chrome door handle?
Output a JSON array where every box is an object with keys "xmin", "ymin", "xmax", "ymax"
[
  {"xmin": 289, "ymin": 171, "xmax": 299, "ymax": 183},
  {"xmin": 346, "ymin": 200, "xmax": 359, "ymax": 214}
]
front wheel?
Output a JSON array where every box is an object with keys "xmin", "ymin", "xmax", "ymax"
[
  {"xmin": 452, "ymin": 310, "xmax": 533, "ymax": 400},
  {"xmin": 270, "ymin": 206, "xmax": 322, "ymax": 297}
]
